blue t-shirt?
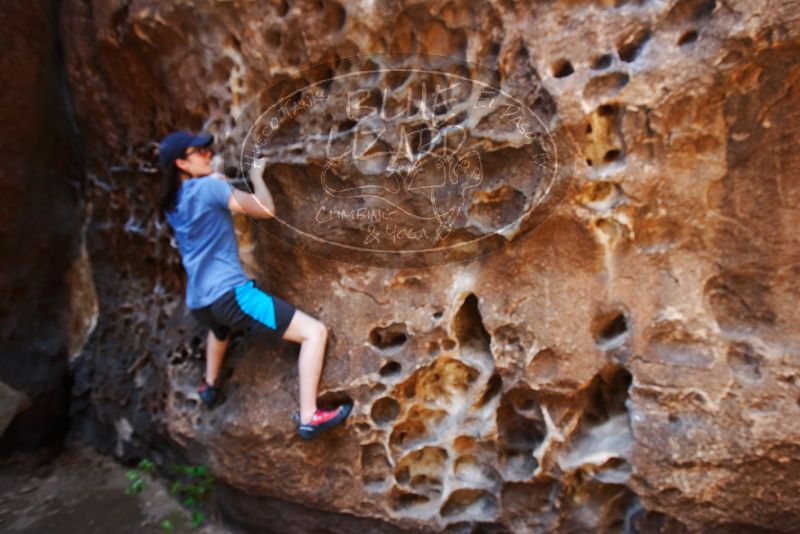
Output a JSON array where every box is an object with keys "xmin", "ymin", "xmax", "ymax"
[{"xmin": 165, "ymin": 176, "xmax": 249, "ymax": 309}]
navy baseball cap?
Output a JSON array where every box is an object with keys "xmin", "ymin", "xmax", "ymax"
[{"xmin": 158, "ymin": 131, "xmax": 214, "ymax": 168}]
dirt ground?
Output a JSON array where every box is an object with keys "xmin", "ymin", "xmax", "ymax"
[{"xmin": 0, "ymin": 447, "xmax": 225, "ymax": 533}]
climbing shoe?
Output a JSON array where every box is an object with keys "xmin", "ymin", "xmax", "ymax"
[
  {"xmin": 295, "ymin": 403, "xmax": 352, "ymax": 440},
  {"xmin": 197, "ymin": 380, "xmax": 220, "ymax": 408}
]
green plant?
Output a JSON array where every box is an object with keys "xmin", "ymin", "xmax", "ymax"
[
  {"xmin": 124, "ymin": 458, "xmax": 215, "ymax": 529},
  {"xmin": 125, "ymin": 458, "xmax": 155, "ymax": 495},
  {"xmin": 168, "ymin": 463, "xmax": 215, "ymax": 528}
]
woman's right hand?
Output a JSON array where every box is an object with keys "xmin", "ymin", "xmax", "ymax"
[{"xmin": 248, "ymin": 157, "xmax": 268, "ymax": 182}]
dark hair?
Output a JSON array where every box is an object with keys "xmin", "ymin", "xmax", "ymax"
[{"xmin": 160, "ymin": 158, "xmax": 186, "ymax": 214}]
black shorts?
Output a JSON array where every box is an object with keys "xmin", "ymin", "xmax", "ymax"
[{"xmin": 191, "ymin": 279, "xmax": 297, "ymax": 343}]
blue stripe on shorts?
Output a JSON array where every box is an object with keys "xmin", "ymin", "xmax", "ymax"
[{"xmin": 234, "ymin": 280, "xmax": 277, "ymax": 329}]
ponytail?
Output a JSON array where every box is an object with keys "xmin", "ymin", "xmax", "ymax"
[{"xmin": 160, "ymin": 163, "xmax": 183, "ymax": 214}]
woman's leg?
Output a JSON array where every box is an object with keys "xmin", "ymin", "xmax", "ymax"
[
  {"xmin": 206, "ymin": 330, "xmax": 229, "ymax": 385},
  {"xmin": 281, "ymin": 310, "xmax": 328, "ymax": 424}
]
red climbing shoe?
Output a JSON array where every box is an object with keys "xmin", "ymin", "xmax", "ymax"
[{"xmin": 296, "ymin": 403, "xmax": 352, "ymax": 440}]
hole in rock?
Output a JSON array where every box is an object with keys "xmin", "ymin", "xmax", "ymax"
[
  {"xmin": 338, "ymin": 119, "xmax": 357, "ymax": 132},
  {"xmin": 433, "ymin": 310, "xmax": 444, "ymax": 319},
  {"xmin": 501, "ymin": 479, "xmax": 559, "ymax": 527},
  {"xmin": 563, "ymin": 480, "xmax": 640, "ymax": 532},
  {"xmin": 453, "ymin": 436, "xmax": 478, "ymax": 455},
  {"xmin": 361, "ymin": 442, "xmax": 391, "ymax": 486},
  {"xmin": 497, "ymin": 387, "xmax": 545, "ymax": 477},
  {"xmin": 492, "ymin": 324, "xmax": 524, "ymax": 356},
  {"xmin": 371, "ymin": 397, "xmax": 400, "ymax": 425},
  {"xmin": 475, "ymin": 373, "xmax": 503, "ymax": 408},
  {"xmin": 409, "ymin": 474, "xmax": 442, "ymax": 496},
  {"xmin": 391, "ymin": 421, "xmax": 428, "ymax": 451},
  {"xmin": 433, "ymin": 99, "xmax": 453, "ymax": 117},
  {"xmin": 667, "ymin": 0, "xmax": 716, "ymax": 24},
  {"xmin": 391, "ymin": 489, "xmax": 430, "ymax": 512},
  {"xmin": 311, "ymin": 65, "xmax": 335, "ymax": 92},
  {"xmin": 581, "ymin": 181, "xmax": 620, "ymax": 207},
  {"xmin": 583, "ymin": 72, "xmax": 629, "ymax": 101},
  {"xmin": 454, "ymin": 293, "xmax": 492, "ymax": 356},
  {"xmin": 597, "ymin": 103, "xmax": 617, "ymax": 117},
  {"xmin": 668, "ymin": 414, "xmax": 679, "ymax": 424},
  {"xmin": 592, "ymin": 54, "xmax": 613, "ymax": 70},
  {"xmin": 468, "ymin": 186, "xmax": 526, "ymax": 231},
  {"xmin": 394, "ymin": 446, "xmax": 447, "ymax": 496},
  {"xmin": 380, "ymin": 360, "xmax": 402, "ymax": 378},
  {"xmin": 442, "ymin": 521, "xmax": 509, "ymax": 533},
  {"xmin": 454, "ymin": 455, "xmax": 501, "ymax": 488},
  {"xmin": 727, "ymin": 342, "xmax": 762, "ymax": 382},
  {"xmin": 317, "ymin": 390, "xmax": 353, "ymax": 409},
  {"xmin": 416, "ymin": 357, "xmax": 480, "ymax": 407},
  {"xmin": 386, "ymin": 69, "xmax": 410, "ymax": 90},
  {"xmin": 595, "ymin": 217, "xmax": 624, "ymax": 245},
  {"xmin": 396, "ymin": 467, "xmax": 410, "ymax": 485},
  {"xmin": 427, "ymin": 341, "xmax": 441, "ymax": 356},
  {"xmin": 408, "ymin": 125, "xmax": 434, "ymax": 153},
  {"xmin": 593, "ymin": 309, "xmax": 629, "ymax": 348},
  {"xmin": 370, "ymin": 322, "xmax": 408, "ymax": 350},
  {"xmin": 690, "ymin": 391, "xmax": 706, "ymax": 405},
  {"xmin": 603, "ymin": 149, "xmax": 623, "ymax": 163},
  {"xmin": 403, "ymin": 378, "xmax": 417, "ymax": 399},
  {"xmin": 628, "ymin": 505, "xmax": 687, "ymax": 534},
  {"xmin": 552, "ymin": 59, "xmax": 574, "ymax": 78},
  {"xmin": 275, "ymin": 0, "xmax": 289, "ymax": 16},
  {"xmin": 440, "ymin": 489, "xmax": 498, "ymax": 520},
  {"xmin": 441, "ymin": 338, "xmax": 457, "ymax": 351},
  {"xmin": 322, "ymin": 0, "xmax": 347, "ymax": 32},
  {"xmin": 582, "ymin": 366, "xmax": 632, "ymax": 425},
  {"xmin": 617, "ymin": 28, "xmax": 651, "ymax": 62},
  {"xmin": 507, "ymin": 387, "xmax": 538, "ymax": 413},
  {"xmin": 390, "ymin": 407, "xmax": 446, "ymax": 451},
  {"xmin": 678, "ymin": 30, "xmax": 698, "ymax": 46},
  {"xmin": 349, "ymin": 87, "xmax": 383, "ymax": 120}
]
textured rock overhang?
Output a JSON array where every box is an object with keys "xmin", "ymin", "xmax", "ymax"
[{"xmin": 59, "ymin": 0, "xmax": 800, "ymax": 532}]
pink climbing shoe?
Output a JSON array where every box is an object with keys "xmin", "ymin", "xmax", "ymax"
[{"xmin": 295, "ymin": 403, "xmax": 352, "ymax": 440}]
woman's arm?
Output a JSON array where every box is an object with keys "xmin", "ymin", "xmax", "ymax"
[{"xmin": 228, "ymin": 158, "xmax": 275, "ymax": 219}]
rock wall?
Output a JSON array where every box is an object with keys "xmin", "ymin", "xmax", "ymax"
[
  {"xmin": 57, "ymin": 0, "xmax": 800, "ymax": 532},
  {"xmin": 0, "ymin": 0, "xmax": 93, "ymax": 454}
]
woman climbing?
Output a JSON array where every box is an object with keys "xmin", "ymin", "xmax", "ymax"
[{"xmin": 158, "ymin": 130, "xmax": 351, "ymax": 440}]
